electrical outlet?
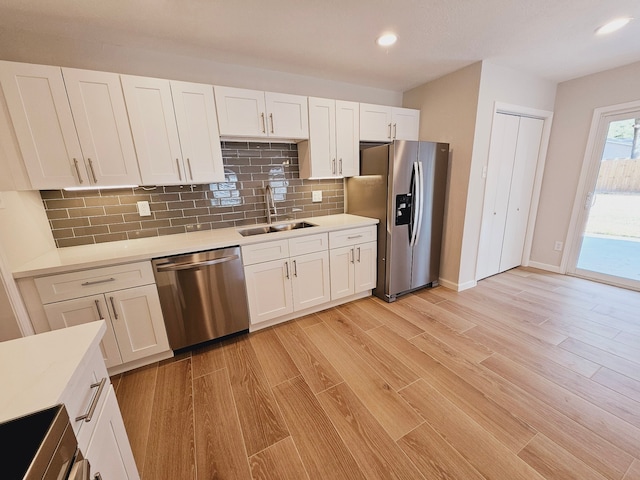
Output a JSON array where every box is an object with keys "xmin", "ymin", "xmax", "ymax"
[
  {"xmin": 554, "ymin": 241, "xmax": 564, "ymax": 252},
  {"xmin": 312, "ymin": 190, "xmax": 322, "ymax": 202},
  {"xmin": 137, "ymin": 201, "xmax": 151, "ymax": 217}
]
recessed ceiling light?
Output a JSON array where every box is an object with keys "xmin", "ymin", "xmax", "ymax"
[
  {"xmin": 376, "ymin": 33, "xmax": 398, "ymax": 47},
  {"xmin": 595, "ymin": 17, "xmax": 633, "ymax": 35}
]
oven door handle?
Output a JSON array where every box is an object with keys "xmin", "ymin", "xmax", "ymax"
[{"xmin": 68, "ymin": 458, "xmax": 91, "ymax": 480}]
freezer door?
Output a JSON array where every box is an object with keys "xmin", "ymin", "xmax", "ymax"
[
  {"xmin": 387, "ymin": 140, "xmax": 419, "ymax": 296},
  {"xmin": 410, "ymin": 142, "xmax": 449, "ymax": 289}
]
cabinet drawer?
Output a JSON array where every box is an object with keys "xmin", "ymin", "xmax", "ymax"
[
  {"xmin": 35, "ymin": 261, "xmax": 155, "ymax": 303},
  {"xmin": 329, "ymin": 226, "xmax": 377, "ymax": 249},
  {"xmin": 242, "ymin": 239, "xmax": 289, "ymax": 265},
  {"xmin": 59, "ymin": 347, "xmax": 110, "ymax": 452},
  {"xmin": 288, "ymin": 233, "xmax": 328, "ymax": 256}
]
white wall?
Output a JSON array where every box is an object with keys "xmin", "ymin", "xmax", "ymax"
[
  {"xmin": 403, "ymin": 62, "xmax": 482, "ymax": 289},
  {"xmin": 0, "ymin": 27, "xmax": 402, "ymax": 106},
  {"xmin": 403, "ymin": 61, "xmax": 557, "ymax": 289},
  {"xmin": 458, "ymin": 62, "xmax": 557, "ymax": 287},
  {"xmin": 530, "ymin": 60, "xmax": 640, "ymax": 269}
]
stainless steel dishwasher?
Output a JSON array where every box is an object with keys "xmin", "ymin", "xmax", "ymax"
[{"xmin": 152, "ymin": 246, "xmax": 250, "ymax": 351}]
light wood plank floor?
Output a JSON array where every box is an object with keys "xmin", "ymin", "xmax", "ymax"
[{"xmin": 112, "ymin": 268, "xmax": 640, "ymax": 480}]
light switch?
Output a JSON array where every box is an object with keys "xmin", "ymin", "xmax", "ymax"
[
  {"xmin": 312, "ymin": 190, "xmax": 322, "ymax": 202},
  {"xmin": 137, "ymin": 201, "xmax": 151, "ymax": 216}
]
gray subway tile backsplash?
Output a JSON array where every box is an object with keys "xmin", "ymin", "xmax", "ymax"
[{"xmin": 42, "ymin": 142, "xmax": 345, "ymax": 248}]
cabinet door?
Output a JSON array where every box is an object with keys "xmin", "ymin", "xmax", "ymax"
[
  {"xmin": 354, "ymin": 241, "xmax": 377, "ymax": 293},
  {"xmin": 291, "ymin": 251, "xmax": 330, "ymax": 311},
  {"xmin": 335, "ymin": 100, "xmax": 360, "ymax": 177},
  {"xmin": 121, "ymin": 75, "xmax": 185, "ymax": 185},
  {"xmin": 42, "ymin": 295, "xmax": 122, "ymax": 368},
  {"xmin": 329, "ymin": 245, "xmax": 355, "ymax": 300},
  {"xmin": 0, "ymin": 61, "xmax": 86, "ymax": 188},
  {"xmin": 305, "ymin": 97, "xmax": 336, "ymax": 178},
  {"xmin": 62, "ymin": 68, "xmax": 141, "ymax": 186},
  {"xmin": 214, "ymin": 86, "xmax": 268, "ymax": 137},
  {"xmin": 107, "ymin": 285, "xmax": 170, "ymax": 364},
  {"xmin": 392, "ymin": 107, "xmax": 420, "ymax": 141},
  {"xmin": 85, "ymin": 385, "xmax": 140, "ymax": 480},
  {"xmin": 171, "ymin": 81, "xmax": 225, "ymax": 183},
  {"xmin": 265, "ymin": 92, "xmax": 309, "ymax": 139},
  {"xmin": 244, "ymin": 259, "xmax": 294, "ymax": 325},
  {"xmin": 359, "ymin": 103, "xmax": 393, "ymax": 142}
]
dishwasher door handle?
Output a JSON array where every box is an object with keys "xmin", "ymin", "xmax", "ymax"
[{"xmin": 155, "ymin": 255, "xmax": 240, "ymax": 272}]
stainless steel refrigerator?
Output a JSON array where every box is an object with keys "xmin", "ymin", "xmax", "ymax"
[{"xmin": 346, "ymin": 140, "xmax": 449, "ymax": 302}]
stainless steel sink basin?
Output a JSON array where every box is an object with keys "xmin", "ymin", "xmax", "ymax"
[{"xmin": 238, "ymin": 221, "xmax": 316, "ymax": 237}]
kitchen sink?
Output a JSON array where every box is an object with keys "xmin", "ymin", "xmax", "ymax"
[{"xmin": 238, "ymin": 221, "xmax": 317, "ymax": 237}]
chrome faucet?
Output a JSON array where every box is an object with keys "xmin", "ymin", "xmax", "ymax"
[{"xmin": 265, "ymin": 185, "xmax": 277, "ymax": 224}]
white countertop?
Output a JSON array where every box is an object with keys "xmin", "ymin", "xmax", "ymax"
[
  {"xmin": 13, "ymin": 214, "xmax": 378, "ymax": 278},
  {"xmin": 0, "ymin": 321, "xmax": 106, "ymax": 423}
]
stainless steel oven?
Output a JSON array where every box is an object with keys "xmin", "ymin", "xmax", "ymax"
[{"xmin": 4, "ymin": 404, "xmax": 90, "ymax": 480}]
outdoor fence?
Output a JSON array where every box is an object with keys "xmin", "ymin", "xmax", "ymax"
[{"xmin": 596, "ymin": 158, "xmax": 640, "ymax": 193}]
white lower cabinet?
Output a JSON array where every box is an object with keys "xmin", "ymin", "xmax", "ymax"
[
  {"xmin": 85, "ymin": 385, "xmax": 139, "ymax": 479},
  {"xmin": 35, "ymin": 262, "xmax": 170, "ymax": 371},
  {"xmin": 243, "ymin": 234, "xmax": 331, "ymax": 326},
  {"xmin": 59, "ymin": 340, "xmax": 140, "ymax": 479},
  {"xmin": 242, "ymin": 226, "xmax": 376, "ymax": 329},
  {"xmin": 329, "ymin": 226, "xmax": 377, "ymax": 300}
]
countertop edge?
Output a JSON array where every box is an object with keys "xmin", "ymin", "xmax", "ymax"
[{"xmin": 12, "ymin": 214, "xmax": 379, "ymax": 278}]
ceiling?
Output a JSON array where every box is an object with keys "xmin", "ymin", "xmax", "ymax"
[{"xmin": 0, "ymin": 0, "xmax": 639, "ymax": 92}]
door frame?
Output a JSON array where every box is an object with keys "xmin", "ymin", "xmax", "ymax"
[
  {"xmin": 563, "ymin": 99, "xmax": 640, "ymax": 289},
  {"xmin": 476, "ymin": 102, "xmax": 554, "ymax": 281}
]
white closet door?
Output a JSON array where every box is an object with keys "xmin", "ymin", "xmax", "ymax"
[
  {"xmin": 500, "ymin": 117, "xmax": 544, "ymax": 271},
  {"xmin": 476, "ymin": 113, "xmax": 520, "ymax": 280}
]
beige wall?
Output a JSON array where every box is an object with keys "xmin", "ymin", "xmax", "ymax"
[
  {"xmin": 531, "ymin": 60, "xmax": 640, "ymax": 269},
  {"xmin": 0, "ymin": 274, "xmax": 22, "ymax": 341},
  {"xmin": 403, "ymin": 62, "xmax": 482, "ymax": 289},
  {"xmin": 0, "ymin": 28, "xmax": 402, "ymax": 106}
]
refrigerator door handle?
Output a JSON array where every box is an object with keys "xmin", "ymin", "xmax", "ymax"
[
  {"xmin": 410, "ymin": 161, "xmax": 421, "ymax": 246},
  {"xmin": 414, "ymin": 161, "xmax": 425, "ymax": 244}
]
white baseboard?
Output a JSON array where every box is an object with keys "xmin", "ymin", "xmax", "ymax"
[
  {"xmin": 438, "ymin": 277, "xmax": 477, "ymax": 292},
  {"xmin": 526, "ymin": 261, "xmax": 563, "ymax": 274}
]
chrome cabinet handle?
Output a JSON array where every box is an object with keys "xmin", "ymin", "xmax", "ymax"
[
  {"xmin": 87, "ymin": 158, "xmax": 98, "ymax": 183},
  {"xmin": 339, "ymin": 158, "xmax": 343, "ymax": 175},
  {"xmin": 260, "ymin": 112, "xmax": 266, "ymax": 133},
  {"xmin": 75, "ymin": 377, "xmax": 107, "ymax": 422},
  {"xmin": 187, "ymin": 158, "xmax": 194, "ymax": 180},
  {"xmin": 269, "ymin": 113, "xmax": 274, "ymax": 133},
  {"xmin": 94, "ymin": 299, "xmax": 104, "ymax": 320},
  {"xmin": 357, "ymin": 247, "xmax": 361, "ymax": 263},
  {"xmin": 388, "ymin": 123, "xmax": 392, "ymax": 139},
  {"xmin": 332, "ymin": 158, "xmax": 336, "ymax": 174},
  {"xmin": 109, "ymin": 296, "xmax": 118, "ymax": 319},
  {"xmin": 393, "ymin": 123, "xmax": 397, "ymax": 139},
  {"xmin": 81, "ymin": 277, "xmax": 115, "ymax": 286},
  {"xmin": 284, "ymin": 261, "xmax": 290, "ymax": 279},
  {"xmin": 350, "ymin": 248, "xmax": 355, "ymax": 264},
  {"xmin": 73, "ymin": 158, "xmax": 83, "ymax": 184},
  {"xmin": 293, "ymin": 259, "xmax": 297, "ymax": 277},
  {"xmin": 347, "ymin": 235, "xmax": 363, "ymax": 240},
  {"xmin": 176, "ymin": 158, "xmax": 182, "ymax": 181}
]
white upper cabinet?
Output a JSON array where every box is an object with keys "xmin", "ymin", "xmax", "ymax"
[
  {"xmin": 122, "ymin": 76, "xmax": 224, "ymax": 185},
  {"xmin": 214, "ymin": 86, "xmax": 308, "ymax": 139},
  {"xmin": 62, "ymin": 68, "xmax": 141, "ymax": 186},
  {"xmin": 0, "ymin": 61, "xmax": 86, "ymax": 189},
  {"xmin": 0, "ymin": 62, "xmax": 141, "ymax": 188},
  {"xmin": 299, "ymin": 97, "xmax": 359, "ymax": 178},
  {"xmin": 359, "ymin": 103, "xmax": 420, "ymax": 142}
]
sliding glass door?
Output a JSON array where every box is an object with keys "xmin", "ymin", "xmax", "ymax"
[{"xmin": 569, "ymin": 109, "xmax": 640, "ymax": 290}]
